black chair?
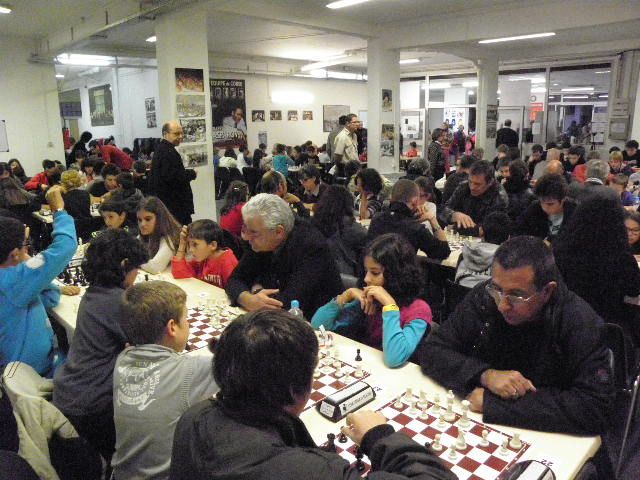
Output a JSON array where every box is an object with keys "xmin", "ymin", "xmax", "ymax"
[
  {"xmin": 242, "ymin": 167, "xmax": 261, "ymax": 195},
  {"xmin": 443, "ymin": 279, "xmax": 472, "ymax": 324},
  {"xmin": 221, "ymin": 229, "xmax": 245, "ymax": 261},
  {"xmin": 215, "ymin": 167, "xmax": 230, "ymax": 199},
  {"xmin": 229, "ymin": 167, "xmax": 244, "ymax": 183},
  {"xmin": 602, "ymin": 322, "xmax": 635, "ymax": 395},
  {"xmin": 617, "ymin": 371, "xmax": 640, "ymax": 477}
]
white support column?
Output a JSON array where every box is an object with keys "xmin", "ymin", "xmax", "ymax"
[
  {"xmin": 475, "ymin": 56, "xmax": 499, "ymax": 161},
  {"xmin": 366, "ymin": 38, "xmax": 400, "ymax": 174},
  {"xmin": 155, "ymin": 5, "xmax": 216, "ymax": 220}
]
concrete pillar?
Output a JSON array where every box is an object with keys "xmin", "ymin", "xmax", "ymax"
[
  {"xmin": 475, "ymin": 56, "xmax": 499, "ymax": 160},
  {"xmin": 366, "ymin": 38, "xmax": 400, "ymax": 173},
  {"xmin": 155, "ymin": 5, "xmax": 216, "ymax": 220}
]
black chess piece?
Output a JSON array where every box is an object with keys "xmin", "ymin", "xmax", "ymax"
[
  {"xmin": 325, "ymin": 433, "xmax": 337, "ymax": 453},
  {"xmin": 145, "ymin": 274, "xmax": 149, "ymax": 281},
  {"xmin": 355, "ymin": 348, "xmax": 362, "ymax": 362},
  {"xmin": 355, "ymin": 447, "xmax": 365, "ymax": 472},
  {"xmin": 338, "ymin": 432, "xmax": 348, "ymax": 444}
]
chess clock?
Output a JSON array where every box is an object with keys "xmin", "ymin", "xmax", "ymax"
[{"xmin": 316, "ymin": 381, "xmax": 376, "ymax": 422}]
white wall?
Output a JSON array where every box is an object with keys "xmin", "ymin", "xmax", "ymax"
[
  {"xmin": 0, "ymin": 36, "xmax": 64, "ymax": 175},
  {"xmin": 400, "ymin": 81, "xmax": 420, "ymax": 109},
  {"xmin": 60, "ymin": 67, "xmax": 161, "ymax": 150}
]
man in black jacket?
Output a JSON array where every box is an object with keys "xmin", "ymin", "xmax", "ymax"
[
  {"xmin": 368, "ymin": 179, "xmax": 450, "ymax": 260},
  {"xmin": 226, "ymin": 193, "xmax": 342, "ymax": 319},
  {"xmin": 495, "ymin": 119, "xmax": 519, "ymax": 148},
  {"xmin": 439, "ymin": 160, "xmax": 508, "ymax": 236},
  {"xmin": 421, "ymin": 236, "xmax": 614, "ymax": 435},
  {"xmin": 148, "ymin": 121, "xmax": 197, "ymax": 225},
  {"xmin": 170, "ymin": 309, "xmax": 455, "ymax": 480},
  {"xmin": 441, "ymin": 154, "xmax": 476, "ymax": 204}
]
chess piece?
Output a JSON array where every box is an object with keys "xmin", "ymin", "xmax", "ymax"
[
  {"xmin": 444, "ymin": 401, "xmax": 456, "ymax": 422},
  {"xmin": 408, "ymin": 402, "xmax": 418, "ymax": 416},
  {"xmin": 458, "ymin": 399, "xmax": 470, "ymax": 428},
  {"xmin": 354, "ymin": 364, "xmax": 364, "ymax": 378},
  {"xmin": 417, "ymin": 390, "xmax": 428, "ymax": 408},
  {"xmin": 509, "ymin": 432, "xmax": 522, "ymax": 449},
  {"xmin": 338, "ymin": 432, "xmax": 348, "ymax": 444},
  {"xmin": 355, "ymin": 348, "xmax": 362, "ymax": 362},
  {"xmin": 499, "ymin": 438, "xmax": 509, "ymax": 456},
  {"xmin": 403, "ymin": 387, "xmax": 413, "ymax": 402},
  {"xmin": 479, "ymin": 429, "xmax": 490, "ymax": 447},
  {"xmin": 334, "ymin": 364, "xmax": 344, "ymax": 378},
  {"xmin": 455, "ymin": 431, "xmax": 466, "ymax": 450},
  {"xmin": 355, "ymin": 448, "xmax": 365, "ymax": 472},
  {"xmin": 446, "ymin": 389, "xmax": 455, "ymax": 405},
  {"xmin": 437, "ymin": 414, "xmax": 446, "ymax": 428},
  {"xmin": 343, "ymin": 372, "xmax": 352, "ymax": 384},
  {"xmin": 431, "ymin": 433, "xmax": 442, "ymax": 451},
  {"xmin": 419, "ymin": 406, "xmax": 429, "ymax": 420},
  {"xmin": 145, "ymin": 274, "xmax": 149, "ymax": 281},
  {"xmin": 393, "ymin": 397, "xmax": 404, "ymax": 409},
  {"xmin": 313, "ymin": 369, "xmax": 322, "ymax": 378},
  {"xmin": 447, "ymin": 446, "xmax": 458, "ymax": 460},
  {"xmin": 325, "ymin": 433, "xmax": 337, "ymax": 453}
]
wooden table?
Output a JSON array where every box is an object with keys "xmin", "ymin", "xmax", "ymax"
[{"xmin": 49, "ymin": 272, "xmax": 600, "ymax": 479}]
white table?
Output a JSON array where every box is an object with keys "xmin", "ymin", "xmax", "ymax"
[
  {"xmin": 49, "ymin": 272, "xmax": 600, "ymax": 479},
  {"xmin": 33, "ymin": 204, "xmax": 101, "ymax": 225}
]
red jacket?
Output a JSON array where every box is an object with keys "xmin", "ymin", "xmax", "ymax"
[
  {"xmin": 99, "ymin": 144, "xmax": 133, "ymax": 171},
  {"xmin": 172, "ymin": 249, "xmax": 238, "ymax": 288},
  {"xmin": 220, "ymin": 203, "xmax": 244, "ymax": 238},
  {"xmin": 24, "ymin": 172, "xmax": 49, "ymax": 191}
]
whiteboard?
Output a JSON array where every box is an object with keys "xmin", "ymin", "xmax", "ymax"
[{"xmin": 0, "ymin": 120, "xmax": 7, "ymax": 152}]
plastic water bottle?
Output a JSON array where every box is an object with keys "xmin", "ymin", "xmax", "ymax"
[{"xmin": 288, "ymin": 300, "xmax": 304, "ymax": 319}]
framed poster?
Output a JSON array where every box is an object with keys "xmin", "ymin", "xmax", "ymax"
[
  {"xmin": 382, "ymin": 89, "xmax": 392, "ymax": 112},
  {"xmin": 180, "ymin": 118, "xmax": 207, "ymax": 143},
  {"xmin": 88, "ymin": 84, "xmax": 114, "ymax": 126},
  {"xmin": 323, "ymin": 105, "xmax": 350, "ymax": 132},
  {"xmin": 303, "ymin": 110, "xmax": 313, "ymax": 120},
  {"xmin": 288, "ymin": 110, "xmax": 298, "ymax": 121},
  {"xmin": 252, "ymin": 110, "xmax": 265, "ymax": 122},
  {"xmin": 381, "ymin": 124, "xmax": 395, "ymax": 158},
  {"xmin": 175, "ymin": 68, "xmax": 204, "ymax": 93},
  {"xmin": 210, "ymin": 79, "xmax": 247, "ymax": 147},
  {"xmin": 270, "ymin": 110, "xmax": 282, "ymax": 121},
  {"xmin": 176, "ymin": 95, "xmax": 205, "ymax": 118},
  {"xmin": 179, "ymin": 144, "xmax": 208, "ymax": 168}
]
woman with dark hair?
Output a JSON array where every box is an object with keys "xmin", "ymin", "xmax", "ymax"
[
  {"xmin": 220, "ymin": 180, "xmax": 249, "ymax": 238},
  {"xmin": 53, "ymin": 229, "xmax": 148, "ymax": 462},
  {"xmin": 67, "ymin": 131, "xmax": 93, "ymax": 168},
  {"xmin": 554, "ymin": 197, "xmax": 640, "ymax": 345},
  {"xmin": 503, "ymin": 159, "xmax": 535, "ymax": 223},
  {"xmin": 312, "ymin": 233, "xmax": 432, "ymax": 367},
  {"xmin": 354, "ymin": 168, "xmax": 384, "ymax": 220},
  {"xmin": 137, "ymin": 196, "xmax": 182, "ymax": 274},
  {"xmin": 312, "ymin": 185, "xmax": 367, "ymax": 277},
  {"xmin": 624, "ymin": 210, "xmax": 640, "ymax": 255},
  {"xmin": 8, "ymin": 159, "xmax": 28, "ymax": 184}
]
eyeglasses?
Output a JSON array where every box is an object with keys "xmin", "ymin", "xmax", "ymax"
[
  {"xmin": 485, "ymin": 283, "xmax": 540, "ymax": 306},
  {"xmin": 627, "ymin": 227, "xmax": 640, "ymax": 234}
]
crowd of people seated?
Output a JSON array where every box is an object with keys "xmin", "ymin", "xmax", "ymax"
[{"xmin": 1, "ymin": 120, "xmax": 640, "ymax": 479}]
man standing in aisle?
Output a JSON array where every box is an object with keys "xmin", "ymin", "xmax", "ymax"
[
  {"xmin": 495, "ymin": 119, "xmax": 519, "ymax": 148},
  {"xmin": 326, "ymin": 115, "xmax": 346, "ymax": 162},
  {"xmin": 332, "ymin": 114, "xmax": 360, "ymax": 177},
  {"xmin": 148, "ymin": 121, "xmax": 197, "ymax": 225},
  {"xmin": 427, "ymin": 128, "xmax": 445, "ymax": 181}
]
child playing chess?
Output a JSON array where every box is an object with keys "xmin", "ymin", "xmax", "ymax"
[
  {"xmin": 172, "ymin": 219, "xmax": 238, "ymax": 288},
  {"xmin": 111, "ymin": 281, "xmax": 219, "ymax": 480},
  {"xmin": 137, "ymin": 196, "xmax": 182, "ymax": 274},
  {"xmin": 95, "ymin": 197, "xmax": 139, "ymax": 237},
  {"xmin": 312, "ymin": 233, "xmax": 432, "ymax": 368},
  {"xmin": 53, "ymin": 230, "xmax": 149, "ymax": 463}
]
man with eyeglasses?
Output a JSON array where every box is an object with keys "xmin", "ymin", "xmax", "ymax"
[
  {"xmin": 421, "ymin": 236, "xmax": 613, "ymax": 436},
  {"xmin": 148, "ymin": 120, "xmax": 198, "ymax": 225}
]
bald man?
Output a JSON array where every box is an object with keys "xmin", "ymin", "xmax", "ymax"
[
  {"xmin": 545, "ymin": 159, "xmax": 573, "ymax": 185},
  {"xmin": 148, "ymin": 120, "xmax": 198, "ymax": 225},
  {"xmin": 532, "ymin": 148, "xmax": 561, "ymax": 181}
]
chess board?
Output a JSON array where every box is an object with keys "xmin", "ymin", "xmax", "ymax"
[
  {"xmin": 57, "ymin": 266, "xmax": 89, "ymax": 287},
  {"xmin": 306, "ymin": 354, "xmax": 371, "ymax": 412},
  {"xmin": 329, "ymin": 392, "xmax": 531, "ymax": 480},
  {"xmin": 186, "ymin": 306, "xmax": 243, "ymax": 351}
]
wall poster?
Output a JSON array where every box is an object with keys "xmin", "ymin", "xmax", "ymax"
[
  {"xmin": 210, "ymin": 78, "xmax": 247, "ymax": 148},
  {"xmin": 288, "ymin": 110, "xmax": 298, "ymax": 121},
  {"xmin": 486, "ymin": 105, "xmax": 498, "ymax": 139},
  {"xmin": 176, "ymin": 95, "xmax": 205, "ymax": 118},
  {"xmin": 175, "ymin": 68, "xmax": 204, "ymax": 93},
  {"xmin": 381, "ymin": 124, "xmax": 395, "ymax": 158},
  {"xmin": 252, "ymin": 110, "xmax": 265, "ymax": 122},
  {"xmin": 89, "ymin": 84, "xmax": 114, "ymax": 126},
  {"xmin": 303, "ymin": 110, "xmax": 313, "ymax": 120},
  {"xmin": 180, "ymin": 144, "xmax": 208, "ymax": 168},
  {"xmin": 270, "ymin": 110, "xmax": 282, "ymax": 121},
  {"xmin": 382, "ymin": 89, "xmax": 392, "ymax": 112}
]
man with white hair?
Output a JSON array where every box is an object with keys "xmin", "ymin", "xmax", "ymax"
[
  {"xmin": 225, "ymin": 193, "xmax": 343, "ymax": 318},
  {"xmin": 567, "ymin": 159, "xmax": 619, "ymax": 204}
]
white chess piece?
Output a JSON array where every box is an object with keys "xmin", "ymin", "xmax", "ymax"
[
  {"xmin": 458, "ymin": 400, "xmax": 470, "ymax": 428},
  {"xmin": 499, "ymin": 438, "xmax": 509, "ymax": 455},
  {"xmin": 431, "ymin": 434, "xmax": 442, "ymax": 451},
  {"xmin": 334, "ymin": 364, "xmax": 343, "ymax": 378},
  {"xmin": 408, "ymin": 402, "xmax": 418, "ymax": 416},
  {"xmin": 455, "ymin": 431, "xmax": 466, "ymax": 450},
  {"xmin": 419, "ymin": 406, "xmax": 429, "ymax": 420},
  {"xmin": 354, "ymin": 364, "xmax": 364, "ymax": 378},
  {"xmin": 437, "ymin": 414, "xmax": 447, "ymax": 428},
  {"xmin": 509, "ymin": 433, "xmax": 522, "ymax": 449},
  {"xmin": 343, "ymin": 372, "xmax": 352, "ymax": 384},
  {"xmin": 417, "ymin": 389, "xmax": 428, "ymax": 408},
  {"xmin": 446, "ymin": 389, "xmax": 455, "ymax": 405},
  {"xmin": 479, "ymin": 429, "xmax": 490, "ymax": 447},
  {"xmin": 393, "ymin": 397, "xmax": 404, "ymax": 409},
  {"xmin": 313, "ymin": 369, "xmax": 322, "ymax": 378},
  {"xmin": 444, "ymin": 401, "xmax": 456, "ymax": 422},
  {"xmin": 447, "ymin": 446, "xmax": 458, "ymax": 460},
  {"xmin": 403, "ymin": 387, "xmax": 413, "ymax": 402}
]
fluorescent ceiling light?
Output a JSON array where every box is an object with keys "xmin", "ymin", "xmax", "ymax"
[
  {"xmin": 146, "ymin": 36, "xmax": 156, "ymax": 43},
  {"xmin": 428, "ymin": 82, "xmax": 450, "ymax": 89},
  {"xmin": 271, "ymin": 91, "xmax": 314, "ymax": 104},
  {"xmin": 467, "ymin": 91, "xmax": 474, "ymax": 95},
  {"xmin": 479, "ymin": 32, "xmax": 555, "ymax": 44},
  {"xmin": 326, "ymin": 0, "xmax": 369, "ymax": 9},
  {"xmin": 399, "ymin": 58, "xmax": 420, "ymax": 65},
  {"xmin": 56, "ymin": 53, "xmax": 112, "ymax": 66},
  {"xmin": 300, "ymin": 53, "xmax": 362, "ymax": 72},
  {"xmin": 0, "ymin": 5, "xmax": 11, "ymax": 14},
  {"xmin": 595, "ymin": 70, "xmax": 611, "ymax": 74},
  {"xmin": 561, "ymin": 87, "xmax": 593, "ymax": 92},
  {"xmin": 55, "ymin": 74, "xmax": 64, "ymax": 79},
  {"xmin": 599, "ymin": 94, "xmax": 609, "ymax": 98},
  {"xmin": 552, "ymin": 83, "xmax": 559, "ymax": 86},
  {"xmin": 509, "ymin": 77, "xmax": 545, "ymax": 84},
  {"xmin": 462, "ymin": 81, "xmax": 478, "ymax": 87},
  {"xmin": 563, "ymin": 95, "xmax": 588, "ymax": 99}
]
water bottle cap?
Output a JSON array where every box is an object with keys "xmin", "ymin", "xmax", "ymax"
[{"xmin": 291, "ymin": 300, "xmax": 300, "ymax": 309}]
